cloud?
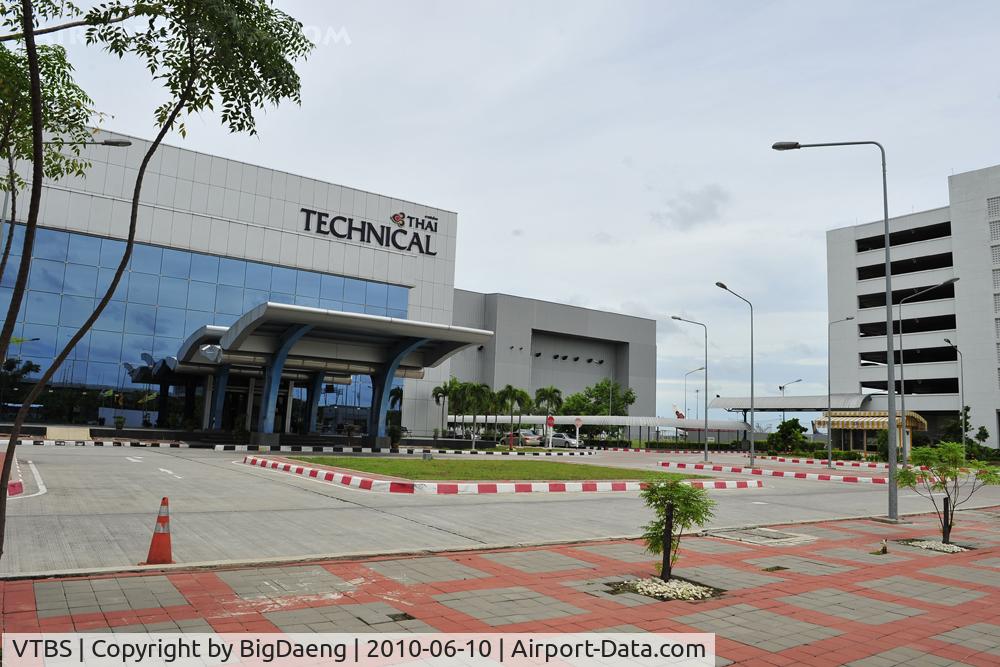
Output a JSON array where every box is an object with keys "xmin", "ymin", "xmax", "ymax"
[{"xmin": 650, "ymin": 184, "xmax": 731, "ymax": 230}]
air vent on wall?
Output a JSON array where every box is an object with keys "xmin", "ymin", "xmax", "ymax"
[{"xmin": 988, "ymin": 195, "xmax": 1000, "ymax": 221}]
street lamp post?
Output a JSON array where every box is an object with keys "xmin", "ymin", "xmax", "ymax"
[
  {"xmin": 773, "ymin": 139, "xmax": 899, "ymax": 520},
  {"xmin": 828, "ymin": 316, "xmax": 854, "ymax": 469},
  {"xmin": 778, "ymin": 378, "xmax": 802, "ymax": 424},
  {"xmin": 682, "ymin": 366, "xmax": 704, "ymax": 422},
  {"xmin": 673, "ymin": 315, "xmax": 710, "ymax": 461},
  {"xmin": 898, "ymin": 277, "xmax": 959, "ymax": 464},
  {"xmin": 715, "ymin": 282, "xmax": 755, "ymax": 465},
  {"xmin": 943, "ymin": 338, "xmax": 965, "ymax": 444}
]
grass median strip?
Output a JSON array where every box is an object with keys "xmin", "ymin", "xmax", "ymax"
[{"xmin": 286, "ymin": 456, "xmax": 704, "ymax": 481}]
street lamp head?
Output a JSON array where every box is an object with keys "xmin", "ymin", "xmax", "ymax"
[
  {"xmin": 944, "ymin": 337, "xmax": 954, "ymax": 346},
  {"xmin": 772, "ymin": 141, "xmax": 801, "ymax": 151},
  {"xmin": 670, "ymin": 315, "xmax": 682, "ymax": 321},
  {"xmin": 715, "ymin": 281, "xmax": 728, "ymax": 290},
  {"xmin": 101, "ymin": 139, "xmax": 132, "ymax": 147},
  {"xmin": 845, "ymin": 316, "xmax": 854, "ymax": 321},
  {"xmin": 941, "ymin": 277, "xmax": 959, "ymax": 286}
]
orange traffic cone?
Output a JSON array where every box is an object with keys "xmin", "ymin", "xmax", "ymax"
[{"xmin": 141, "ymin": 497, "xmax": 173, "ymax": 565}]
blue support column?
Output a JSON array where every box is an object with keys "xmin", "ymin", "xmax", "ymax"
[
  {"xmin": 307, "ymin": 373, "xmax": 324, "ymax": 433},
  {"xmin": 258, "ymin": 324, "xmax": 313, "ymax": 434},
  {"xmin": 209, "ymin": 365, "xmax": 230, "ymax": 430},
  {"xmin": 369, "ymin": 338, "xmax": 429, "ymax": 438}
]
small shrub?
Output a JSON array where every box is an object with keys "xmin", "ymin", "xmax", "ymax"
[
  {"xmin": 387, "ymin": 424, "xmax": 402, "ymax": 445},
  {"xmin": 640, "ymin": 479, "xmax": 715, "ymax": 581},
  {"xmin": 113, "ymin": 415, "xmax": 125, "ymax": 430}
]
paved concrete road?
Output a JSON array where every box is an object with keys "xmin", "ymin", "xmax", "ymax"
[{"xmin": 3, "ymin": 447, "xmax": 998, "ymax": 576}]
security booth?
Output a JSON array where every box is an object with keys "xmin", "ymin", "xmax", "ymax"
[{"xmin": 814, "ymin": 410, "xmax": 928, "ymax": 455}]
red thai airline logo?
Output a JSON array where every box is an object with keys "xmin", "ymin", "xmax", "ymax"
[{"xmin": 391, "ymin": 212, "xmax": 405, "ymax": 227}]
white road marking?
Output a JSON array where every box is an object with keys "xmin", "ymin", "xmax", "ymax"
[
  {"xmin": 751, "ymin": 501, "xmax": 768, "ymax": 505},
  {"xmin": 158, "ymin": 468, "xmax": 183, "ymax": 479},
  {"xmin": 10, "ymin": 460, "xmax": 47, "ymax": 499},
  {"xmin": 126, "ymin": 456, "xmax": 143, "ymax": 463}
]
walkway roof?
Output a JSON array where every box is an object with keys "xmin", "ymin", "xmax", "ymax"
[
  {"xmin": 710, "ymin": 394, "xmax": 872, "ymax": 412},
  {"xmin": 449, "ymin": 414, "xmax": 753, "ymax": 432}
]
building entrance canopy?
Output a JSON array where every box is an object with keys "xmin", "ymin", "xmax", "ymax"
[
  {"xmin": 128, "ymin": 302, "xmax": 493, "ymax": 438},
  {"xmin": 709, "ymin": 394, "xmax": 872, "ymax": 412}
]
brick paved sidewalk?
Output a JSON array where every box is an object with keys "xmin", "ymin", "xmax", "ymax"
[{"xmin": 3, "ymin": 509, "xmax": 999, "ymax": 666}]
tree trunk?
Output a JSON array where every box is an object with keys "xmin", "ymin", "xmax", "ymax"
[
  {"xmin": 0, "ymin": 153, "xmax": 17, "ymax": 301},
  {"xmin": 660, "ymin": 501, "xmax": 674, "ymax": 581},
  {"xmin": 942, "ymin": 495, "xmax": 952, "ymax": 544}
]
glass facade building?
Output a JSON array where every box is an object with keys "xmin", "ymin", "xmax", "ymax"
[{"xmin": 0, "ymin": 224, "xmax": 408, "ymax": 423}]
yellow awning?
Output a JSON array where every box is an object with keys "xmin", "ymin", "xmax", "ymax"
[{"xmin": 814, "ymin": 410, "xmax": 927, "ymax": 431}]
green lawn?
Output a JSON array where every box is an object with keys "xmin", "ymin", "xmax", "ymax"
[{"xmin": 287, "ymin": 456, "xmax": 703, "ymax": 481}]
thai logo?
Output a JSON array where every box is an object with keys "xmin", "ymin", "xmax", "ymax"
[{"xmin": 390, "ymin": 212, "xmax": 406, "ymax": 227}]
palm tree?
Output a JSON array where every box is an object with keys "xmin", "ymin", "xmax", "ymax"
[
  {"xmin": 467, "ymin": 383, "xmax": 493, "ymax": 447},
  {"xmin": 497, "ymin": 384, "xmax": 518, "ymax": 446},
  {"xmin": 535, "ymin": 385, "xmax": 563, "ymax": 440},
  {"xmin": 513, "ymin": 388, "xmax": 533, "ymax": 435},
  {"xmin": 432, "ymin": 376, "xmax": 462, "ymax": 436},
  {"xmin": 388, "ymin": 386, "xmax": 403, "ymax": 411}
]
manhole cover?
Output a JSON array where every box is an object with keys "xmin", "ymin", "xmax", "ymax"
[
  {"xmin": 388, "ymin": 612, "xmax": 415, "ymax": 622},
  {"xmin": 707, "ymin": 528, "xmax": 816, "ymax": 546}
]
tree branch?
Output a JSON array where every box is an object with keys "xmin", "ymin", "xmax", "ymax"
[{"xmin": 0, "ymin": 9, "xmax": 136, "ymax": 42}]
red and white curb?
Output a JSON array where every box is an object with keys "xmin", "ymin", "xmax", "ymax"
[
  {"xmin": 751, "ymin": 455, "xmax": 929, "ymax": 471},
  {"xmin": 660, "ymin": 461, "xmax": 888, "ymax": 484},
  {"xmin": 588, "ymin": 448, "xmax": 743, "ymax": 454},
  {"xmin": 7, "ymin": 452, "xmax": 23, "ymax": 496},
  {"xmin": 241, "ymin": 456, "xmax": 762, "ymax": 494}
]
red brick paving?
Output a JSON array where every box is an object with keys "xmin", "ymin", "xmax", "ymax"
[{"xmin": 2, "ymin": 509, "xmax": 998, "ymax": 666}]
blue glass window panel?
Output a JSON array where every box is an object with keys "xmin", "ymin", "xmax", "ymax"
[
  {"xmin": 218, "ymin": 258, "xmax": 246, "ymax": 286},
  {"xmin": 268, "ymin": 292, "xmax": 294, "ymax": 305},
  {"xmin": 158, "ymin": 276, "xmax": 188, "ymax": 308},
  {"xmin": 8, "ymin": 224, "xmax": 25, "ymax": 255},
  {"xmin": 214, "ymin": 312, "xmax": 238, "ymax": 327},
  {"xmin": 100, "ymin": 238, "xmax": 126, "ymax": 268},
  {"xmin": 130, "ymin": 244, "xmax": 162, "ymax": 275},
  {"xmin": 67, "ymin": 234, "xmax": 101, "ymax": 265},
  {"xmin": 153, "ymin": 336, "xmax": 182, "ymax": 358},
  {"xmin": 365, "ymin": 281, "xmax": 388, "ymax": 309},
  {"xmin": 216, "ymin": 285, "xmax": 244, "ymax": 315},
  {"xmin": 59, "ymin": 295, "xmax": 95, "ymax": 328},
  {"xmin": 66, "ymin": 360, "xmax": 89, "ymax": 384},
  {"xmin": 190, "ymin": 254, "xmax": 219, "ymax": 283},
  {"xmin": 319, "ymin": 299, "xmax": 343, "ymax": 312},
  {"xmin": 1, "ymin": 254, "xmax": 19, "ymax": 288},
  {"xmin": 187, "ymin": 281, "xmax": 216, "ymax": 311},
  {"xmin": 96, "ymin": 267, "xmax": 129, "ymax": 301},
  {"xmin": 63, "ymin": 264, "xmax": 98, "ymax": 297},
  {"xmin": 154, "ymin": 307, "xmax": 186, "ymax": 338},
  {"xmin": 34, "ymin": 228, "xmax": 68, "ymax": 261},
  {"xmin": 25, "ymin": 291, "xmax": 60, "ymax": 325},
  {"xmin": 343, "ymin": 278, "xmax": 365, "ymax": 304},
  {"xmin": 243, "ymin": 289, "xmax": 269, "ymax": 311},
  {"xmin": 342, "ymin": 301, "xmax": 365, "ymax": 314},
  {"xmin": 24, "ymin": 358, "xmax": 51, "ymax": 379},
  {"xmin": 295, "ymin": 270, "xmax": 320, "ymax": 297},
  {"xmin": 94, "ymin": 301, "xmax": 125, "ymax": 332},
  {"xmin": 87, "ymin": 361, "xmax": 120, "ymax": 386},
  {"xmin": 57, "ymin": 327, "xmax": 91, "ymax": 361},
  {"xmin": 388, "ymin": 309, "xmax": 407, "ymax": 319},
  {"xmin": 185, "ymin": 311, "xmax": 212, "ymax": 334},
  {"xmin": 245, "ymin": 262, "xmax": 271, "ymax": 290},
  {"xmin": 21, "ymin": 323, "xmax": 57, "ymax": 357},
  {"xmin": 28, "ymin": 258, "xmax": 65, "ymax": 292},
  {"xmin": 0, "ymin": 286, "xmax": 11, "ymax": 314},
  {"xmin": 294, "ymin": 295, "xmax": 319, "ymax": 308},
  {"xmin": 320, "ymin": 274, "xmax": 344, "ymax": 301},
  {"xmin": 161, "ymin": 249, "xmax": 191, "ymax": 278},
  {"xmin": 364, "ymin": 304, "xmax": 387, "ymax": 316},
  {"xmin": 387, "ymin": 285, "xmax": 408, "ymax": 312},
  {"xmin": 127, "ymin": 272, "xmax": 159, "ymax": 305},
  {"xmin": 271, "ymin": 267, "xmax": 296, "ymax": 293},
  {"xmin": 121, "ymin": 333, "xmax": 154, "ymax": 362},
  {"xmin": 124, "ymin": 303, "xmax": 156, "ymax": 334}
]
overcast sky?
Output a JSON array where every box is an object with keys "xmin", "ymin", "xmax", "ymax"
[{"xmin": 41, "ymin": 0, "xmax": 1000, "ymax": 427}]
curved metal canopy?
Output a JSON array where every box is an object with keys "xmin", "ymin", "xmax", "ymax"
[
  {"xmin": 448, "ymin": 414, "xmax": 753, "ymax": 432},
  {"xmin": 709, "ymin": 394, "xmax": 871, "ymax": 412}
]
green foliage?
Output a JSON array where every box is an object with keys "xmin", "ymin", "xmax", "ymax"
[
  {"xmin": 964, "ymin": 441, "xmax": 1000, "ymax": 462},
  {"xmin": 974, "ymin": 426, "xmax": 989, "ymax": 445},
  {"xmin": 640, "ymin": 479, "xmax": 715, "ymax": 579},
  {"xmin": 940, "ymin": 407, "xmax": 973, "ymax": 444},
  {"xmin": 534, "ymin": 386, "xmax": 562, "ymax": 414},
  {"xmin": 113, "ymin": 415, "xmax": 125, "ymax": 430},
  {"xmin": 560, "ymin": 379, "xmax": 635, "ymax": 438},
  {"xmin": 387, "ymin": 424, "xmax": 402, "ymax": 446},
  {"xmin": 388, "ymin": 386, "xmax": 403, "ymax": 411},
  {"xmin": 897, "ymin": 442, "xmax": 1000, "ymax": 543},
  {"xmin": 765, "ymin": 419, "xmax": 808, "ymax": 453}
]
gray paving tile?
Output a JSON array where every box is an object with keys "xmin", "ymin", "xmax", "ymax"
[
  {"xmin": 857, "ymin": 575, "xmax": 986, "ymax": 606},
  {"xmin": 677, "ymin": 603, "xmax": 840, "ymax": 650},
  {"xmin": 933, "ymin": 623, "xmax": 1000, "ymax": 656},
  {"xmin": 780, "ymin": 588, "xmax": 924, "ymax": 625},
  {"xmin": 573, "ymin": 543, "xmax": 657, "ymax": 563},
  {"xmin": 837, "ymin": 521, "xmax": 909, "ymax": 535},
  {"xmin": 675, "ymin": 565, "xmax": 784, "ymax": 591},
  {"xmin": 481, "ymin": 550, "xmax": 597, "ymax": 574},
  {"xmin": 679, "ymin": 538, "xmax": 751, "ymax": 555},
  {"xmin": 921, "ymin": 564, "xmax": 1000, "ymax": 588},
  {"xmin": 265, "ymin": 601, "xmax": 434, "ymax": 633},
  {"xmin": 34, "ymin": 576, "xmax": 186, "ymax": 618},
  {"xmin": 746, "ymin": 554, "xmax": 856, "ymax": 576},
  {"xmin": 216, "ymin": 565, "xmax": 353, "ymax": 600},
  {"xmin": 782, "ymin": 525, "xmax": 859, "ymax": 541},
  {"xmin": 974, "ymin": 557, "xmax": 1000, "ymax": 568},
  {"xmin": 112, "ymin": 619, "xmax": 215, "ymax": 634},
  {"xmin": 433, "ymin": 586, "xmax": 584, "ymax": 626},
  {"xmin": 365, "ymin": 557, "xmax": 489, "ymax": 584},
  {"xmin": 816, "ymin": 547, "xmax": 911, "ymax": 565},
  {"xmin": 563, "ymin": 575, "xmax": 655, "ymax": 607},
  {"xmin": 845, "ymin": 646, "xmax": 972, "ymax": 666}
]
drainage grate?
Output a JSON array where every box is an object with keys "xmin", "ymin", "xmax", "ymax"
[
  {"xmin": 761, "ymin": 565, "xmax": 788, "ymax": 572},
  {"xmin": 388, "ymin": 612, "xmax": 415, "ymax": 622},
  {"xmin": 707, "ymin": 528, "xmax": 817, "ymax": 547}
]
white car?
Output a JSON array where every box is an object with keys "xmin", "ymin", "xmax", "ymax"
[{"xmin": 549, "ymin": 432, "xmax": 582, "ymax": 448}]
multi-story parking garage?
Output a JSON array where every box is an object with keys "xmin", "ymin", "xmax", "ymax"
[
  {"xmin": 1, "ymin": 130, "xmax": 656, "ymax": 440},
  {"xmin": 826, "ymin": 163, "xmax": 1000, "ymax": 446}
]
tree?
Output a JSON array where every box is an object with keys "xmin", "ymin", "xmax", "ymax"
[
  {"xmin": 535, "ymin": 385, "xmax": 561, "ymax": 439},
  {"xmin": 940, "ymin": 406, "xmax": 973, "ymax": 444},
  {"xmin": 431, "ymin": 376, "xmax": 461, "ymax": 434},
  {"xmin": 467, "ymin": 383, "xmax": 493, "ymax": 438},
  {"xmin": 388, "ymin": 386, "xmax": 403, "ymax": 411},
  {"xmin": 897, "ymin": 442, "xmax": 1000, "ymax": 544},
  {"xmin": 0, "ymin": 356, "xmax": 38, "ymax": 417},
  {"xmin": 0, "ymin": 0, "xmax": 312, "ymax": 561},
  {"xmin": 974, "ymin": 426, "xmax": 989, "ymax": 445},
  {"xmin": 765, "ymin": 418, "xmax": 808, "ymax": 453},
  {"xmin": 640, "ymin": 479, "xmax": 715, "ymax": 580},
  {"xmin": 560, "ymin": 379, "xmax": 636, "ymax": 438}
]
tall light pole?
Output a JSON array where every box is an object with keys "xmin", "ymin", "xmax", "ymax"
[
  {"xmin": 682, "ymin": 366, "xmax": 704, "ymax": 421},
  {"xmin": 944, "ymin": 338, "xmax": 965, "ymax": 444},
  {"xmin": 674, "ymin": 315, "xmax": 709, "ymax": 461},
  {"xmin": 715, "ymin": 282, "xmax": 755, "ymax": 465},
  {"xmin": 898, "ymin": 277, "xmax": 959, "ymax": 463},
  {"xmin": 773, "ymin": 139, "xmax": 899, "ymax": 520},
  {"xmin": 828, "ymin": 316, "xmax": 854, "ymax": 469},
  {"xmin": 778, "ymin": 378, "xmax": 802, "ymax": 424}
]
